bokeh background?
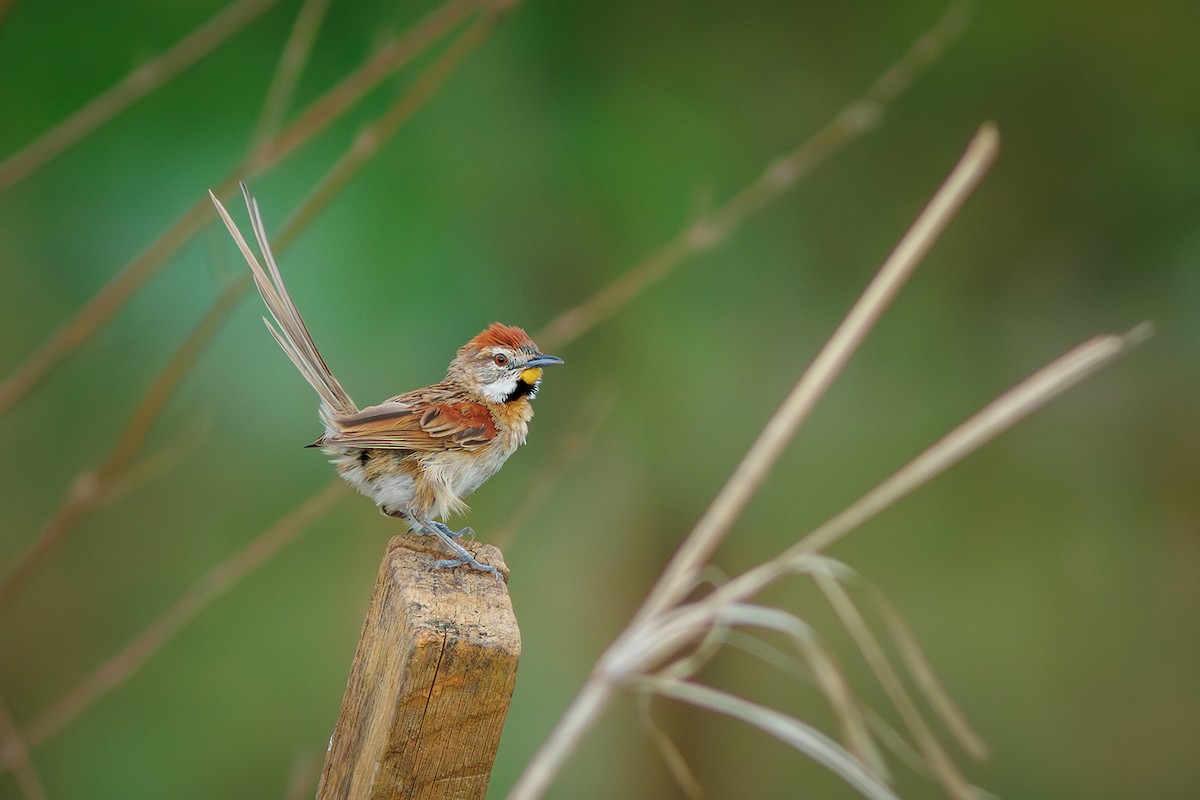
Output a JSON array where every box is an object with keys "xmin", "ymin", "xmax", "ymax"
[{"xmin": 0, "ymin": 1, "xmax": 1196, "ymax": 798}]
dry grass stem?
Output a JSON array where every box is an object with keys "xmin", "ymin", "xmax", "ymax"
[
  {"xmin": 0, "ymin": 280, "xmax": 246, "ymax": 610},
  {"xmin": 101, "ymin": 414, "xmax": 211, "ymax": 508},
  {"xmin": 4, "ymin": 480, "xmax": 347, "ymax": 759},
  {"xmin": 535, "ymin": 0, "xmax": 970, "ymax": 351},
  {"xmin": 873, "ymin": 590, "xmax": 987, "ymax": 761},
  {"xmin": 718, "ymin": 629, "xmax": 940, "ymax": 778},
  {"xmin": 644, "ymin": 677, "xmax": 900, "ymax": 800},
  {"xmin": 0, "ymin": 0, "xmax": 477, "ymax": 417},
  {"xmin": 248, "ymin": 0, "xmax": 334, "ymax": 151},
  {"xmin": 696, "ymin": 324, "xmax": 1151, "ymax": 622},
  {"xmin": 633, "ymin": 325, "xmax": 1150, "ymax": 791},
  {"xmin": 637, "ymin": 695, "xmax": 706, "ymax": 800},
  {"xmin": 786, "ymin": 324, "xmax": 1151, "ymax": 560},
  {"xmin": 490, "ymin": 395, "xmax": 615, "ymax": 549},
  {"xmin": 248, "ymin": 0, "xmax": 478, "ymax": 169},
  {"xmin": 722, "ymin": 630, "xmax": 808, "ymax": 681},
  {"xmin": 0, "ymin": 695, "xmax": 46, "ymax": 800},
  {"xmin": 813, "ymin": 571, "xmax": 979, "ymax": 800},
  {"xmin": 637, "ymin": 122, "xmax": 999, "ymax": 625},
  {"xmin": 862, "ymin": 704, "xmax": 932, "ymax": 777},
  {"xmin": 715, "ymin": 603, "xmax": 884, "ymax": 776},
  {"xmin": 508, "ymin": 678, "xmax": 617, "ymax": 800},
  {"xmin": 268, "ymin": 16, "xmax": 498, "ymax": 247},
  {"xmin": 0, "ymin": 0, "xmax": 282, "ymax": 195},
  {"xmin": 0, "ymin": 197, "xmax": 221, "ymax": 417}
]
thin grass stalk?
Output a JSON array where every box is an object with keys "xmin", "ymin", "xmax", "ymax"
[
  {"xmin": 3, "ymin": 480, "xmax": 347, "ymax": 758},
  {"xmin": 0, "ymin": 0, "xmax": 283, "ymax": 195},
  {"xmin": 507, "ymin": 679, "xmax": 617, "ymax": 800},
  {"xmin": 636, "ymin": 694, "xmax": 706, "ymax": 800},
  {"xmin": 247, "ymin": 0, "xmax": 478, "ymax": 170},
  {"xmin": 593, "ymin": 329, "xmax": 1155, "ymax": 693},
  {"xmin": 0, "ymin": 197, "xmax": 222, "ymax": 417},
  {"xmin": 267, "ymin": 16, "xmax": 498, "ymax": 249},
  {"xmin": 861, "ymin": 704, "xmax": 931, "ymax": 777},
  {"xmin": 635, "ymin": 123, "xmax": 999, "ymax": 625},
  {"xmin": 644, "ymin": 678, "xmax": 900, "ymax": 800},
  {"xmin": 101, "ymin": 414, "xmax": 211, "ymax": 508},
  {"xmin": 719, "ymin": 607, "xmax": 929, "ymax": 776},
  {"xmin": 0, "ymin": 0, "xmax": 477, "ymax": 417},
  {"xmin": 0, "ymin": 695, "xmax": 46, "ymax": 800},
  {"xmin": 814, "ymin": 573, "xmax": 977, "ymax": 800},
  {"xmin": 0, "ymin": 0, "xmax": 17, "ymax": 29},
  {"xmin": 715, "ymin": 603, "xmax": 884, "ymax": 776},
  {"xmin": 768, "ymin": 552, "xmax": 982, "ymax": 768},
  {"xmin": 535, "ymin": 1, "xmax": 970, "ymax": 351},
  {"xmin": 0, "ymin": 278, "xmax": 245, "ymax": 610},
  {"xmin": 872, "ymin": 588, "xmax": 987, "ymax": 761},
  {"xmin": 719, "ymin": 629, "xmax": 924, "ymax": 777},
  {"xmin": 248, "ymin": 0, "xmax": 334, "ymax": 151},
  {"xmin": 490, "ymin": 395, "xmax": 614, "ymax": 549},
  {"xmin": 780, "ymin": 327, "xmax": 1150, "ymax": 558},
  {"xmin": 696, "ymin": 324, "xmax": 1151, "ymax": 619}
]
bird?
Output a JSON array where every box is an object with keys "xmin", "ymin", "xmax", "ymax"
[{"xmin": 209, "ymin": 184, "xmax": 563, "ymax": 580}]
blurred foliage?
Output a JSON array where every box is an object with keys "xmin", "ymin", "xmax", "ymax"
[{"xmin": 0, "ymin": 0, "xmax": 1196, "ymax": 798}]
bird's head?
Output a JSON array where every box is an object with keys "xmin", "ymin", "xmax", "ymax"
[{"xmin": 449, "ymin": 323, "xmax": 564, "ymax": 403}]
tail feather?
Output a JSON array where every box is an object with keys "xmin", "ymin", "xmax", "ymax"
[{"xmin": 209, "ymin": 184, "xmax": 358, "ymax": 424}]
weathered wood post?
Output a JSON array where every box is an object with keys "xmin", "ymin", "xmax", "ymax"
[{"xmin": 317, "ymin": 535, "xmax": 520, "ymax": 800}]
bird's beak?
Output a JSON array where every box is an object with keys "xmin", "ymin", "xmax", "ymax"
[{"xmin": 520, "ymin": 354, "xmax": 564, "ymax": 385}]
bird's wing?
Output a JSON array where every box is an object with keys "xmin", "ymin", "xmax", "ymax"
[{"xmin": 321, "ymin": 388, "xmax": 498, "ymax": 451}]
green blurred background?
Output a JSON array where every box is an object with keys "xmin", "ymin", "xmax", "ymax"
[{"xmin": 0, "ymin": 0, "xmax": 1196, "ymax": 797}]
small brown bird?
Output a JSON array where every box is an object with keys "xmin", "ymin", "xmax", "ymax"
[{"xmin": 210, "ymin": 185, "xmax": 562, "ymax": 579}]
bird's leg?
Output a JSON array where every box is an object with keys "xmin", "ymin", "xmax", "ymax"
[
  {"xmin": 383, "ymin": 508, "xmax": 473, "ymax": 541},
  {"xmin": 431, "ymin": 521, "xmax": 475, "ymax": 541},
  {"xmin": 413, "ymin": 518, "xmax": 501, "ymax": 580}
]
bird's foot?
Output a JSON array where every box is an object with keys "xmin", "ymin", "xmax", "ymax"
[
  {"xmin": 417, "ymin": 518, "xmax": 502, "ymax": 580},
  {"xmin": 431, "ymin": 521, "xmax": 475, "ymax": 541},
  {"xmin": 433, "ymin": 556, "xmax": 501, "ymax": 580}
]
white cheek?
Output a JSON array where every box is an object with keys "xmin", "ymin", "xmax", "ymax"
[{"xmin": 479, "ymin": 375, "xmax": 519, "ymax": 403}]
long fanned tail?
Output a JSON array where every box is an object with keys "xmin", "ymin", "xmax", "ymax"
[{"xmin": 209, "ymin": 184, "xmax": 358, "ymax": 427}]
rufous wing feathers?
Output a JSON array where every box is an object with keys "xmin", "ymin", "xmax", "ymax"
[{"xmin": 324, "ymin": 395, "xmax": 498, "ymax": 451}]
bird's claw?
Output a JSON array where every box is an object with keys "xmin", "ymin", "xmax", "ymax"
[
  {"xmin": 419, "ymin": 518, "xmax": 502, "ymax": 580},
  {"xmin": 433, "ymin": 556, "xmax": 502, "ymax": 580}
]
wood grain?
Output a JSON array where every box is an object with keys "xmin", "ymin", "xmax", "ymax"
[{"xmin": 317, "ymin": 535, "xmax": 520, "ymax": 800}]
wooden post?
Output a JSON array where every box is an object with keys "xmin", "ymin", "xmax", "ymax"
[{"xmin": 317, "ymin": 535, "xmax": 520, "ymax": 800}]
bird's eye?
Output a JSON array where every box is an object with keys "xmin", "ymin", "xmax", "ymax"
[{"xmin": 493, "ymin": 353, "xmax": 509, "ymax": 366}]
